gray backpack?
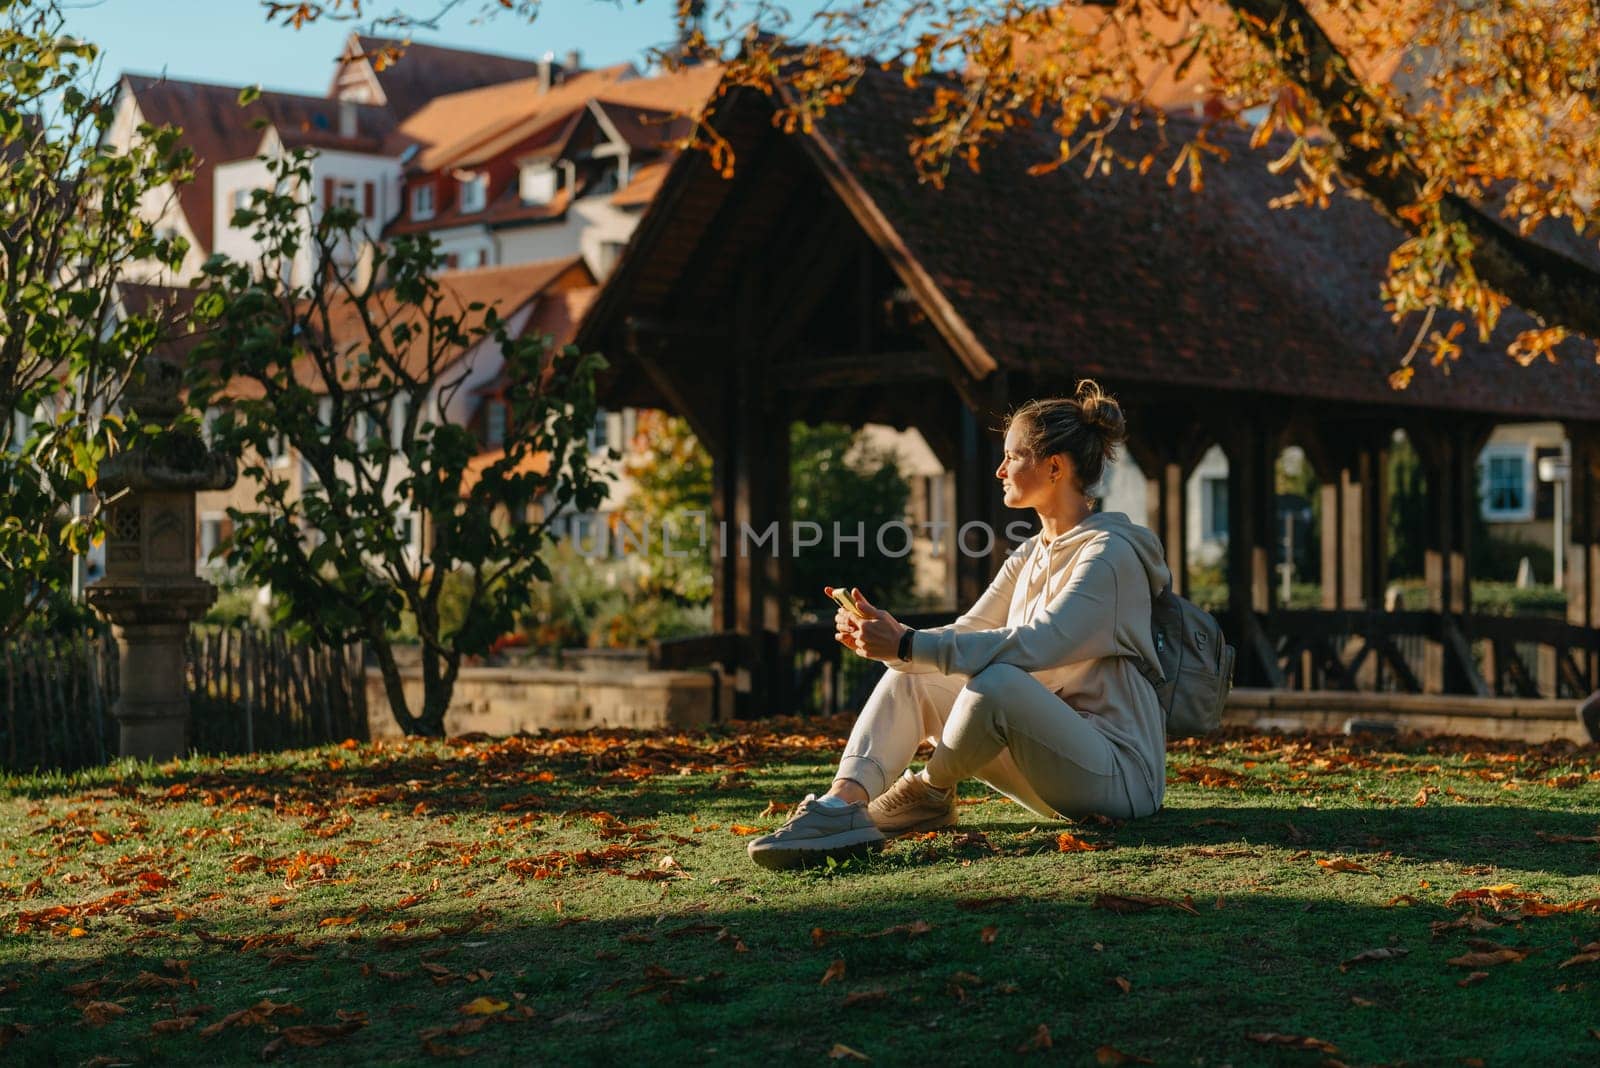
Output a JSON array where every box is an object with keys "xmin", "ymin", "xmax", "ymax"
[{"xmin": 1142, "ymin": 585, "xmax": 1235, "ymax": 737}]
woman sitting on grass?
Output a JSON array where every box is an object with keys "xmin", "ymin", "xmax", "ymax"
[{"xmin": 748, "ymin": 380, "xmax": 1172, "ymax": 870}]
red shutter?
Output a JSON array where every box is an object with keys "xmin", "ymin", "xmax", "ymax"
[
  {"xmin": 363, "ymin": 181, "xmax": 375, "ymax": 217},
  {"xmin": 323, "ymin": 176, "xmax": 336, "ymax": 211}
]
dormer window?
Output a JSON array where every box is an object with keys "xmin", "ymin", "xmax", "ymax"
[
  {"xmin": 519, "ymin": 162, "xmax": 558, "ymax": 205},
  {"xmin": 410, "ymin": 184, "xmax": 434, "ymax": 221},
  {"xmin": 459, "ymin": 174, "xmax": 487, "ymax": 213}
]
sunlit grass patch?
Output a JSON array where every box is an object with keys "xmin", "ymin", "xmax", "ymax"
[{"xmin": 1, "ymin": 722, "xmax": 1597, "ymax": 1065}]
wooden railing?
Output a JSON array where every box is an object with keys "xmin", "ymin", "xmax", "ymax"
[
  {"xmin": 651, "ymin": 607, "xmax": 1600, "ymax": 716},
  {"xmin": 1, "ymin": 626, "xmax": 365, "ymax": 773}
]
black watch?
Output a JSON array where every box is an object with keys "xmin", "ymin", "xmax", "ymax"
[{"xmin": 897, "ymin": 627, "xmax": 916, "ymax": 662}]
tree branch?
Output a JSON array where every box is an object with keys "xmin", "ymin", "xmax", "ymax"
[{"xmin": 1223, "ymin": 0, "xmax": 1600, "ymax": 338}]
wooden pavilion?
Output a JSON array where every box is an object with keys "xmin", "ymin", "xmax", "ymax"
[{"xmin": 577, "ymin": 70, "xmax": 1600, "ymax": 718}]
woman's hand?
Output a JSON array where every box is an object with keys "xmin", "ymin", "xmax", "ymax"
[{"xmin": 829, "ymin": 586, "xmax": 906, "ymax": 661}]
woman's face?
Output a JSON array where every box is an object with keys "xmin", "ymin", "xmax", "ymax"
[{"xmin": 996, "ymin": 422, "xmax": 1068, "ymax": 509}]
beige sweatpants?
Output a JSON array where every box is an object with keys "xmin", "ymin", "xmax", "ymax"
[{"xmin": 835, "ymin": 664, "xmax": 1160, "ymax": 820}]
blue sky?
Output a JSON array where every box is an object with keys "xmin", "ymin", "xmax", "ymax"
[{"xmin": 65, "ymin": 0, "xmax": 683, "ymax": 96}]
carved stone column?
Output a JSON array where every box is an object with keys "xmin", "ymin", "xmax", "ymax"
[{"xmin": 86, "ymin": 361, "xmax": 236, "ymax": 760}]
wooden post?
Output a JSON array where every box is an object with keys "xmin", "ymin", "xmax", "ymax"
[
  {"xmin": 953, "ymin": 373, "xmax": 1011, "ymax": 608},
  {"xmin": 1126, "ymin": 413, "xmax": 1210, "ymax": 600},
  {"xmin": 1414, "ymin": 421, "xmax": 1490, "ymax": 694},
  {"xmin": 1221, "ymin": 414, "xmax": 1284, "ymax": 687},
  {"xmin": 1566, "ymin": 423, "xmax": 1600, "ymax": 694}
]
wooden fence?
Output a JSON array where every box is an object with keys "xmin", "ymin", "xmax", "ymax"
[{"xmin": 1, "ymin": 626, "xmax": 365, "ymax": 773}]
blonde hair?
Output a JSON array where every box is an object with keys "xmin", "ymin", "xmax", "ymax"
[{"xmin": 1003, "ymin": 380, "xmax": 1127, "ymax": 495}]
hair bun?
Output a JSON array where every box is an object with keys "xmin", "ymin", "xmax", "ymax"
[{"xmin": 1074, "ymin": 379, "xmax": 1126, "ymax": 447}]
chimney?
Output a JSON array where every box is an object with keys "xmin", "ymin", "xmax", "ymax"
[
  {"xmin": 338, "ymin": 98, "xmax": 358, "ymax": 139},
  {"xmin": 537, "ymin": 54, "xmax": 554, "ymax": 93},
  {"xmin": 564, "ymin": 50, "xmax": 581, "ymax": 77}
]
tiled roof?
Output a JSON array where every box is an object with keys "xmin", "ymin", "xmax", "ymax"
[
  {"xmin": 585, "ymin": 70, "xmax": 1600, "ymax": 421},
  {"xmin": 808, "ymin": 69, "xmax": 1600, "ymax": 418},
  {"xmin": 122, "ymin": 74, "xmax": 393, "ymax": 254},
  {"xmin": 611, "ymin": 160, "xmax": 670, "ymax": 208},
  {"xmin": 351, "ymin": 35, "xmax": 547, "ymax": 120},
  {"xmin": 221, "ymin": 256, "xmax": 591, "ymax": 400},
  {"xmin": 396, "ymin": 65, "xmax": 631, "ymax": 172}
]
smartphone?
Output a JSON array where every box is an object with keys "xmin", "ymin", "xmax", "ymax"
[{"xmin": 827, "ymin": 586, "xmax": 870, "ymax": 620}]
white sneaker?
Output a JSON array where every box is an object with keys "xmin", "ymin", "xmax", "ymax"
[{"xmin": 746, "ymin": 795, "xmax": 886, "ymax": 870}]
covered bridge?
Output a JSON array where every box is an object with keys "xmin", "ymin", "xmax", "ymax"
[{"xmin": 577, "ymin": 69, "xmax": 1600, "ymax": 718}]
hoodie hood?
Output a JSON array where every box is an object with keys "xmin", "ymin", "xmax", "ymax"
[{"xmin": 1040, "ymin": 511, "xmax": 1172, "ymax": 599}]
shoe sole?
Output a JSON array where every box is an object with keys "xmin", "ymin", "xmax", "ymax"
[
  {"xmin": 746, "ymin": 827, "xmax": 886, "ymax": 870},
  {"xmin": 873, "ymin": 809, "xmax": 958, "ymax": 838}
]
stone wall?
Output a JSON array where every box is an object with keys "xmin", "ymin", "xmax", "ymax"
[
  {"xmin": 1224, "ymin": 688, "xmax": 1589, "ymax": 745},
  {"xmin": 364, "ymin": 665, "xmax": 734, "ymax": 739}
]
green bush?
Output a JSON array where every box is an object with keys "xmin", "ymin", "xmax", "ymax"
[{"xmin": 1388, "ymin": 578, "xmax": 1565, "ymax": 617}]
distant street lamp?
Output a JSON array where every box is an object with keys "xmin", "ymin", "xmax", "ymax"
[{"xmin": 1538, "ymin": 452, "xmax": 1571, "ymax": 588}]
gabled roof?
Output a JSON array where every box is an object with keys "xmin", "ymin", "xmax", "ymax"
[
  {"xmin": 222, "ymin": 256, "xmax": 594, "ymax": 400},
  {"xmin": 342, "ymin": 35, "xmax": 547, "ymax": 120},
  {"xmin": 396, "ymin": 65, "xmax": 632, "ymax": 172},
  {"xmin": 121, "ymin": 74, "xmax": 393, "ymax": 254},
  {"xmin": 582, "ymin": 70, "xmax": 1600, "ymax": 421}
]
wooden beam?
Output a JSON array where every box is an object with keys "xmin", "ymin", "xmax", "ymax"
[{"xmin": 774, "ymin": 350, "xmax": 947, "ymax": 392}]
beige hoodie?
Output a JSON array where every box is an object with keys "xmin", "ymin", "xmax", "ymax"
[{"xmin": 904, "ymin": 511, "xmax": 1172, "ymax": 806}]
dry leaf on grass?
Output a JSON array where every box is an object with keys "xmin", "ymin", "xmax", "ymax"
[
  {"xmin": 829, "ymin": 1043, "xmax": 870, "ymax": 1061},
  {"xmin": 729, "ymin": 824, "xmax": 763, "ymax": 836},
  {"xmin": 1095, "ymin": 1046, "xmax": 1154, "ymax": 1065},
  {"xmin": 1246, "ymin": 1032, "xmax": 1339, "ymax": 1053},
  {"xmin": 1558, "ymin": 942, "xmax": 1600, "ymax": 969},
  {"xmin": 1316, "ymin": 858, "xmax": 1373, "ymax": 875},
  {"xmin": 980, "ymin": 926, "xmax": 998, "ymax": 945},
  {"xmin": 1339, "ymin": 947, "xmax": 1409, "ymax": 971},
  {"xmin": 1056, "ymin": 832, "xmax": 1101, "ymax": 852},
  {"xmin": 80, "ymin": 1001, "xmax": 129, "ymax": 1027},
  {"xmin": 842, "ymin": 989, "xmax": 887, "ymax": 1008},
  {"xmin": 1092, "ymin": 893, "xmax": 1199, "ymax": 916},
  {"xmin": 1111, "ymin": 976, "xmax": 1132, "ymax": 994},
  {"xmin": 1445, "ymin": 947, "xmax": 1531, "ymax": 968},
  {"xmin": 198, "ymin": 999, "xmax": 301, "ymax": 1038},
  {"xmin": 1016, "ymin": 1024, "xmax": 1052, "ymax": 1054},
  {"xmin": 1457, "ymin": 971, "xmax": 1490, "ymax": 987},
  {"xmin": 260, "ymin": 1021, "xmax": 365, "ymax": 1059},
  {"xmin": 820, "ymin": 959, "xmax": 846, "ymax": 986}
]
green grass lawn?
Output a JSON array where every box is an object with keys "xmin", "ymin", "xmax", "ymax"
[{"xmin": 2, "ymin": 719, "xmax": 1598, "ymax": 1066}]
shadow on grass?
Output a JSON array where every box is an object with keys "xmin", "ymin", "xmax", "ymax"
[{"xmin": 5, "ymin": 889, "xmax": 1597, "ymax": 1067}]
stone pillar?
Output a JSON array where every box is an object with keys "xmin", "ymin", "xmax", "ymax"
[{"xmin": 85, "ymin": 361, "xmax": 236, "ymax": 759}]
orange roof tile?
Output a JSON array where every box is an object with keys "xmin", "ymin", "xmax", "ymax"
[
  {"xmin": 611, "ymin": 159, "xmax": 671, "ymax": 208},
  {"xmin": 347, "ymin": 35, "xmax": 547, "ymax": 120},
  {"xmin": 398, "ymin": 65, "xmax": 633, "ymax": 172}
]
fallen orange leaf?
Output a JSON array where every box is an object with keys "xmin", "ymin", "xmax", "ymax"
[
  {"xmin": 1457, "ymin": 971, "xmax": 1490, "ymax": 987},
  {"xmin": 1095, "ymin": 1045, "xmax": 1154, "ymax": 1065},
  {"xmin": 1339, "ymin": 947, "xmax": 1409, "ymax": 971},
  {"xmin": 459, "ymin": 997, "xmax": 509, "ymax": 1016},
  {"xmin": 1056, "ymin": 832, "xmax": 1100, "ymax": 853},
  {"xmin": 1246, "ymin": 1032, "xmax": 1339, "ymax": 1053},
  {"xmin": 1316, "ymin": 858, "xmax": 1374, "ymax": 875},
  {"xmin": 980, "ymin": 926, "xmax": 998, "ymax": 945},
  {"xmin": 1111, "ymin": 976, "xmax": 1132, "ymax": 994},
  {"xmin": 820, "ymin": 959, "xmax": 847, "ymax": 986},
  {"xmin": 730, "ymin": 824, "xmax": 763, "ymax": 836},
  {"xmin": 829, "ymin": 1042, "xmax": 870, "ymax": 1061}
]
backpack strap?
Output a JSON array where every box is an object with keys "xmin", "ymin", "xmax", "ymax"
[{"xmin": 1103, "ymin": 528, "xmax": 1169, "ymax": 688}]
